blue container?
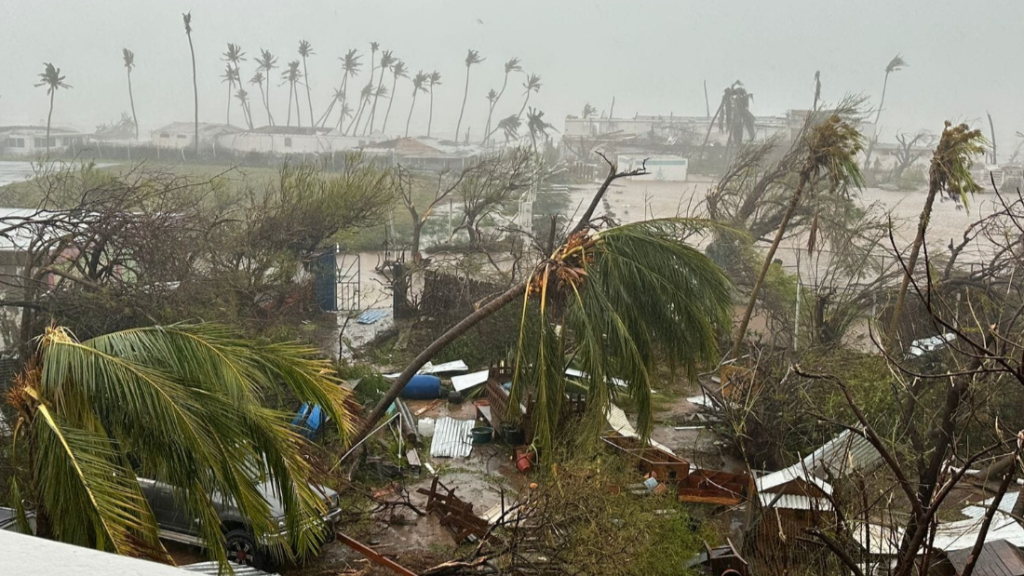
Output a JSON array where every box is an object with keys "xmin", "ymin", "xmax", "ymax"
[{"xmin": 401, "ymin": 374, "xmax": 442, "ymax": 399}]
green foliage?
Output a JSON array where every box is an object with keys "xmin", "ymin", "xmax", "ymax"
[{"xmin": 7, "ymin": 324, "xmax": 351, "ymax": 569}]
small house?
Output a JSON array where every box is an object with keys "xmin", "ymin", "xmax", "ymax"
[
  {"xmin": 151, "ymin": 122, "xmax": 241, "ymax": 149},
  {"xmin": 0, "ymin": 126, "xmax": 87, "ymax": 156}
]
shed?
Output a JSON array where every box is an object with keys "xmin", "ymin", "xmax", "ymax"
[{"xmin": 945, "ymin": 540, "xmax": 1024, "ymax": 576}]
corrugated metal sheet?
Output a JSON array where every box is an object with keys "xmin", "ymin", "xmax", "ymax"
[
  {"xmin": 931, "ymin": 513, "xmax": 1024, "ymax": 551},
  {"xmin": 429, "ymin": 417, "xmax": 475, "ymax": 458},
  {"xmin": 606, "ymin": 405, "xmax": 676, "ymax": 455},
  {"xmin": 756, "ymin": 467, "xmax": 833, "ymax": 496},
  {"xmin": 964, "ymin": 491, "xmax": 1020, "ymax": 519},
  {"xmin": 757, "ymin": 492, "xmax": 833, "ymax": 511},
  {"xmin": 357, "ymin": 309, "xmax": 389, "ymax": 325},
  {"xmin": 451, "ymin": 369, "xmax": 489, "ymax": 392},
  {"xmin": 181, "ymin": 561, "xmax": 279, "ymax": 576},
  {"xmin": 799, "ymin": 429, "xmax": 882, "ymax": 479}
]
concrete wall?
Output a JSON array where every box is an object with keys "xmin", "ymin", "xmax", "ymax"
[
  {"xmin": 618, "ymin": 154, "xmax": 688, "ymax": 181},
  {"xmin": 217, "ymin": 132, "xmax": 381, "ymax": 154},
  {"xmin": 2, "ymin": 132, "xmax": 86, "ymax": 156}
]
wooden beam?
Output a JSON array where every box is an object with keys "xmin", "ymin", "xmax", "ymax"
[{"xmin": 337, "ymin": 532, "xmax": 418, "ymax": 576}]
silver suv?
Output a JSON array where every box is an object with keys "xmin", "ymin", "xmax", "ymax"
[{"xmin": 137, "ymin": 477, "xmax": 341, "ymax": 569}]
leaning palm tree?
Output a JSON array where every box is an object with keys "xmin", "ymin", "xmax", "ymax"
[
  {"xmin": 346, "ymin": 83, "xmax": 373, "ymax": 135},
  {"xmin": 256, "ymin": 49, "xmax": 279, "ymax": 126},
  {"xmin": 427, "ymin": 71, "xmax": 442, "ymax": 138},
  {"xmin": 730, "ymin": 113, "xmax": 866, "ymax": 357},
  {"xmin": 380, "ymin": 60, "xmax": 407, "ymax": 134},
  {"xmin": 318, "ymin": 48, "xmax": 360, "ymax": 129},
  {"xmin": 481, "ymin": 89, "xmax": 498, "ymax": 144},
  {"xmin": 483, "ymin": 57, "xmax": 522, "ymax": 144},
  {"xmin": 864, "ymin": 54, "xmax": 908, "ymax": 167},
  {"xmin": 121, "ymin": 49, "xmax": 139, "ymax": 139},
  {"xmin": 235, "ymin": 88, "xmax": 254, "ymax": 129},
  {"xmin": 220, "ymin": 64, "xmax": 240, "ymax": 125},
  {"xmin": 353, "ymin": 42, "xmax": 379, "ymax": 134},
  {"xmin": 281, "ymin": 60, "xmax": 303, "ymax": 127},
  {"xmin": 517, "ymin": 73, "xmax": 542, "ymax": 119},
  {"xmin": 366, "ymin": 50, "xmax": 395, "ymax": 134},
  {"xmin": 298, "ymin": 40, "xmax": 315, "ymax": 128},
  {"xmin": 182, "ymin": 12, "xmax": 198, "ymax": 154},
  {"xmin": 34, "ymin": 63, "xmax": 71, "ymax": 154},
  {"xmin": 350, "ymin": 207, "xmax": 732, "ymax": 454},
  {"xmin": 454, "ymin": 49, "xmax": 484, "ymax": 143},
  {"xmin": 249, "ymin": 70, "xmax": 271, "ymax": 126},
  {"xmin": 222, "ymin": 43, "xmax": 246, "ymax": 126},
  {"xmin": 525, "ymin": 107, "xmax": 553, "ymax": 154},
  {"xmin": 6, "ymin": 323, "xmax": 351, "ymax": 570},
  {"xmin": 886, "ymin": 122, "xmax": 985, "ymax": 341},
  {"xmin": 405, "ymin": 71, "xmax": 429, "ymax": 137}
]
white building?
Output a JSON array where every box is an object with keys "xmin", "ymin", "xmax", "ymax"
[
  {"xmin": 0, "ymin": 126, "xmax": 88, "ymax": 156},
  {"xmin": 217, "ymin": 126, "xmax": 383, "ymax": 154},
  {"xmin": 151, "ymin": 122, "xmax": 242, "ymax": 149}
]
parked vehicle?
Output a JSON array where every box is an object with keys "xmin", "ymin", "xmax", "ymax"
[
  {"xmin": 0, "ymin": 507, "xmax": 35, "ymax": 534},
  {"xmin": 137, "ymin": 478, "xmax": 341, "ymax": 569}
]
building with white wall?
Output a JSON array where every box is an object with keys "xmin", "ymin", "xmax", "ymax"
[
  {"xmin": 0, "ymin": 126, "xmax": 88, "ymax": 156},
  {"xmin": 151, "ymin": 122, "xmax": 242, "ymax": 149},
  {"xmin": 617, "ymin": 154, "xmax": 689, "ymax": 181},
  {"xmin": 216, "ymin": 126, "xmax": 383, "ymax": 154}
]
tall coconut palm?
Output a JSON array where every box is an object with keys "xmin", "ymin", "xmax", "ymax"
[
  {"xmin": 517, "ymin": 73, "xmax": 541, "ymax": 119},
  {"xmin": 249, "ymin": 71, "xmax": 271, "ymax": 126},
  {"xmin": 698, "ymin": 81, "xmax": 752, "ymax": 160},
  {"xmin": 318, "ymin": 48, "xmax": 360, "ymax": 129},
  {"xmin": 864, "ymin": 54, "xmax": 908, "ymax": 167},
  {"xmin": 366, "ymin": 50, "xmax": 395, "ymax": 134},
  {"xmin": 427, "ymin": 71, "xmax": 442, "ymax": 138},
  {"xmin": 5, "ymin": 324, "xmax": 351, "ymax": 570},
  {"xmin": 281, "ymin": 60, "xmax": 303, "ymax": 127},
  {"xmin": 483, "ymin": 57, "xmax": 521, "ymax": 144},
  {"xmin": 380, "ymin": 60, "xmax": 407, "ymax": 134},
  {"xmin": 298, "ymin": 40, "xmax": 315, "ymax": 128},
  {"xmin": 887, "ymin": 122, "xmax": 985, "ymax": 341},
  {"xmin": 352, "ymin": 42, "xmax": 379, "ymax": 134},
  {"xmin": 730, "ymin": 114, "xmax": 865, "ymax": 358},
  {"xmin": 482, "ymin": 89, "xmax": 498, "ymax": 144},
  {"xmin": 235, "ymin": 88, "xmax": 254, "ymax": 129},
  {"xmin": 352, "ymin": 215, "xmax": 732, "ymax": 454},
  {"xmin": 182, "ymin": 12, "xmax": 198, "ymax": 154},
  {"xmin": 454, "ymin": 49, "xmax": 484, "ymax": 143},
  {"xmin": 34, "ymin": 63, "xmax": 71, "ymax": 154},
  {"xmin": 220, "ymin": 64, "xmax": 240, "ymax": 125},
  {"xmin": 256, "ymin": 49, "xmax": 279, "ymax": 126},
  {"xmin": 222, "ymin": 43, "xmax": 246, "ymax": 126},
  {"xmin": 405, "ymin": 71, "xmax": 428, "ymax": 138},
  {"xmin": 526, "ymin": 107, "xmax": 553, "ymax": 154},
  {"xmin": 121, "ymin": 49, "xmax": 139, "ymax": 139}
]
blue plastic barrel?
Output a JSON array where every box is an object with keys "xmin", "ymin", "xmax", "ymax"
[{"xmin": 401, "ymin": 374, "xmax": 442, "ymax": 399}]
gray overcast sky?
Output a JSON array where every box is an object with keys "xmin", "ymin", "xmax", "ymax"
[{"xmin": 0, "ymin": 0, "xmax": 1019, "ymax": 147}]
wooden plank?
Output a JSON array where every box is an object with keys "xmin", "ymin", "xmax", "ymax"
[
  {"xmin": 414, "ymin": 399, "xmax": 443, "ymax": 416},
  {"xmin": 406, "ymin": 447, "xmax": 421, "ymax": 468},
  {"xmin": 337, "ymin": 532, "xmax": 418, "ymax": 576}
]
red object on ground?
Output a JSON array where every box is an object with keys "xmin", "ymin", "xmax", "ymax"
[{"xmin": 515, "ymin": 447, "xmax": 536, "ymax": 473}]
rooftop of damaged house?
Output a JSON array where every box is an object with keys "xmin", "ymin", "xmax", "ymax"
[{"xmin": 6, "ymin": 2, "xmax": 1024, "ymax": 576}]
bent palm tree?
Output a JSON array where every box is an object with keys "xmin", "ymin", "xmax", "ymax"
[
  {"xmin": 222, "ymin": 43, "xmax": 246, "ymax": 126},
  {"xmin": 249, "ymin": 71, "xmax": 270, "ymax": 126},
  {"xmin": 236, "ymin": 88, "xmax": 254, "ymax": 129},
  {"xmin": 347, "ymin": 84, "xmax": 373, "ymax": 135},
  {"xmin": 526, "ymin": 107, "xmax": 553, "ymax": 154},
  {"xmin": 454, "ymin": 49, "xmax": 484, "ymax": 142},
  {"xmin": 6, "ymin": 324, "xmax": 351, "ymax": 570},
  {"xmin": 406, "ymin": 71, "xmax": 428, "ymax": 137},
  {"xmin": 256, "ymin": 49, "xmax": 279, "ymax": 126},
  {"xmin": 182, "ymin": 12, "xmax": 198, "ymax": 153},
  {"xmin": 35, "ymin": 63, "xmax": 71, "ymax": 154},
  {"xmin": 122, "ymin": 49, "xmax": 139, "ymax": 139},
  {"xmin": 319, "ymin": 48, "xmax": 360, "ymax": 129},
  {"xmin": 282, "ymin": 60, "xmax": 303, "ymax": 127},
  {"xmin": 298, "ymin": 40, "xmax": 315, "ymax": 128},
  {"xmin": 427, "ymin": 71, "xmax": 442, "ymax": 138},
  {"xmin": 381, "ymin": 60, "xmax": 407, "ymax": 134},
  {"xmin": 887, "ymin": 122, "xmax": 985, "ymax": 341},
  {"xmin": 865, "ymin": 54, "xmax": 908, "ymax": 166},
  {"xmin": 517, "ymin": 73, "xmax": 541, "ymax": 119},
  {"xmin": 366, "ymin": 50, "xmax": 395, "ymax": 134},
  {"xmin": 483, "ymin": 57, "xmax": 521, "ymax": 144},
  {"xmin": 730, "ymin": 113, "xmax": 865, "ymax": 358},
  {"xmin": 482, "ymin": 89, "xmax": 498, "ymax": 144}
]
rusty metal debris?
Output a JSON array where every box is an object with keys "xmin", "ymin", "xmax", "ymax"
[
  {"xmin": 337, "ymin": 532, "xmax": 418, "ymax": 576},
  {"xmin": 418, "ymin": 476, "xmax": 490, "ymax": 543}
]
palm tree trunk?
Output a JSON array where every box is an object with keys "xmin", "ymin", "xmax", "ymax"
[
  {"xmin": 730, "ymin": 169, "xmax": 811, "ymax": 358},
  {"xmin": 45, "ymin": 91, "xmax": 54, "ymax": 153},
  {"xmin": 127, "ymin": 70, "xmax": 139, "ymax": 139},
  {"xmin": 347, "ymin": 96, "xmax": 367, "ymax": 135},
  {"xmin": 428, "ymin": 86, "xmax": 435, "ymax": 138},
  {"xmin": 698, "ymin": 101, "xmax": 725, "ymax": 161},
  {"xmin": 294, "ymin": 83, "xmax": 302, "ymax": 127},
  {"xmin": 382, "ymin": 76, "xmax": 398, "ymax": 134},
  {"xmin": 226, "ymin": 81, "xmax": 232, "ymax": 125},
  {"xmin": 352, "ymin": 282, "xmax": 527, "ymax": 446},
  {"xmin": 405, "ymin": 92, "xmax": 418, "ymax": 138},
  {"xmin": 887, "ymin": 187, "xmax": 938, "ymax": 342},
  {"xmin": 302, "ymin": 56, "xmax": 314, "ymax": 129},
  {"xmin": 367, "ymin": 74, "xmax": 385, "ymax": 134},
  {"xmin": 864, "ymin": 72, "xmax": 890, "ymax": 168},
  {"xmin": 482, "ymin": 103, "xmax": 496, "ymax": 146},
  {"xmin": 455, "ymin": 66, "xmax": 470, "ymax": 142},
  {"xmin": 517, "ymin": 91, "xmax": 531, "ymax": 120},
  {"xmin": 187, "ymin": 32, "xmax": 198, "ymax": 154},
  {"xmin": 286, "ymin": 83, "xmax": 294, "ymax": 127},
  {"xmin": 265, "ymin": 82, "xmax": 275, "ymax": 126}
]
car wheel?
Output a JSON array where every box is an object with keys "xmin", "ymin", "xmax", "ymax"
[{"xmin": 224, "ymin": 529, "xmax": 264, "ymax": 568}]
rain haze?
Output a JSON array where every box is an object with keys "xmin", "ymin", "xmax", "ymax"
[
  {"xmin": 6, "ymin": 2, "xmax": 1024, "ymax": 576},
  {"xmin": 0, "ymin": 0, "xmax": 1022, "ymax": 142}
]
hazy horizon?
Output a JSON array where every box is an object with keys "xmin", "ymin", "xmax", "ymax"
[{"xmin": 1, "ymin": 0, "xmax": 1020, "ymax": 151}]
